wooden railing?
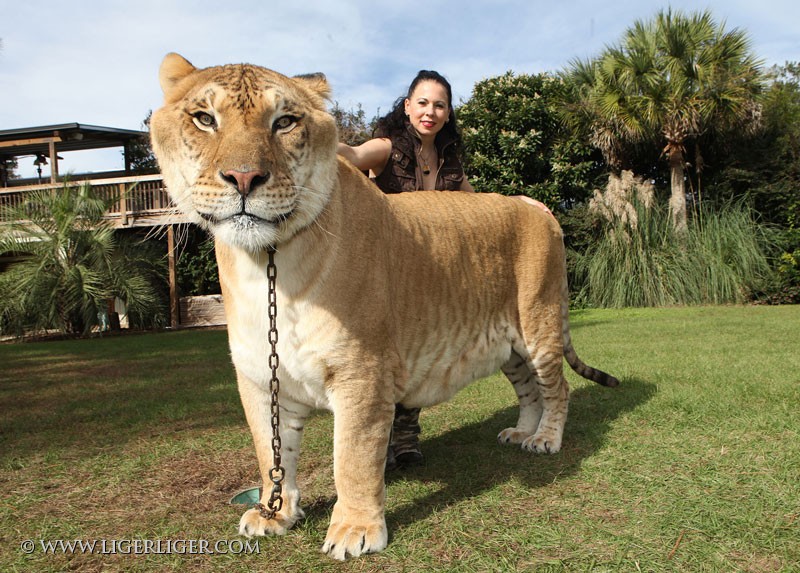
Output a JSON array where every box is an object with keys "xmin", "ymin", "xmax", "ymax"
[{"xmin": 0, "ymin": 174, "xmax": 189, "ymax": 228}]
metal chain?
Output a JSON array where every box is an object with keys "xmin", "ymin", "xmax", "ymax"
[{"xmin": 255, "ymin": 247, "xmax": 285, "ymax": 521}]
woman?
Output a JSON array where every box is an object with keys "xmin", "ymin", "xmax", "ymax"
[
  {"xmin": 337, "ymin": 70, "xmax": 473, "ymax": 195},
  {"xmin": 337, "ymin": 70, "xmax": 551, "ymax": 471},
  {"xmin": 337, "ymin": 70, "xmax": 470, "ymax": 472}
]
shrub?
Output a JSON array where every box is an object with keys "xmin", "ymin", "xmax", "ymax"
[
  {"xmin": 0, "ymin": 183, "xmax": 168, "ymax": 335},
  {"xmin": 458, "ymin": 72, "xmax": 602, "ymax": 208},
  {"xmin": 572, "ymin": 174, "xmax": 777, "ymax": 307}
]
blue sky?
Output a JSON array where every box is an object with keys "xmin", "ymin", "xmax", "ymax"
[{"xmin": 1, "ymin": 0, "xmax": 797, "ymax": 178}]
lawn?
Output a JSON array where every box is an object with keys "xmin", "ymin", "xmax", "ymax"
[{"xmin": 1, "ymin": 306, "xmax": 798, "ymax": 572}]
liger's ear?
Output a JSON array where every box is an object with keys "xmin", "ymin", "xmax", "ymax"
[
  {"xmin": 159, "ymin": 53, "xmax": 197, "ymax": 94},
  {"xmin": 294, "ymin": 72, "xmax": 331, "ymax": 101}
]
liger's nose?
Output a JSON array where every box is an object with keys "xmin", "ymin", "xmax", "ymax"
[{"xmin": 221, "ymin": 169, "xmax": 269, "ymax": 197}]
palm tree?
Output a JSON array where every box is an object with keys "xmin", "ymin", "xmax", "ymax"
[
  {"xmin": 0, "ymin": 183, "xmax": 167, "ymax": 335},
  {"xmin": 563, "ymin": 8, "xmax": 765, "ymax": 233}
]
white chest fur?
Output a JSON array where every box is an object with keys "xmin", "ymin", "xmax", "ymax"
[{"xmin": 223, "ymin": 251, "xmax": 337, "ymax": 411}]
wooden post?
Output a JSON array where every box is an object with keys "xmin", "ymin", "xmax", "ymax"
[
  {"xmin": 49, "ymin": 140, "xmax": 59, "ymax": 183},
  {"xmin": 124, "ymin": 142, "xmax": 132, "ymax": 174},
  {"xmin": 119, "ymin": 183, "xmax": 128, "ymax": 226},
  {"xmin": 167, "ymin": 225, "xmax": 180, "ymax": 328}
]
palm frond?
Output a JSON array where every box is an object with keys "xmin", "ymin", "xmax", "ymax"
[{"xmin": 0, "ymin": 182, "xmax": 168, "ymax": 335}]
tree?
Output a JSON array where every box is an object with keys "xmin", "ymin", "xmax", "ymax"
[
  {"xmin": 126, "ymin": 112, "xmax": 159, "ymax": 173},
  {"xmin": 458, "ymin": 72, "xmax": 602, "ymax": 208},
  {"xmin": 0, "ymin": 183, "xmax": 167, "ymax": 335},
  {"xmin": 176, "ymin": 225, "xmax": 220, "ymax": 296},
  {"xmin": 563, "ymin": 8, "xmax": 765, "ymax": 232},
  {"xmin": 702, "ymin": 62, "xmax": 800, "ymax": 303},
  {"xmin": 706, "ymin": 63, "xmax": 800, "ymax": 224},
  {"xmin": 330, "ymin": 102, "xmax": 375, "ymax": 146}
]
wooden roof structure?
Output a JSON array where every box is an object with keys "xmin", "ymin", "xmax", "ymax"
[{"xmin": 0, "ymin": 123, "xmax": 147, "ymax": 185}]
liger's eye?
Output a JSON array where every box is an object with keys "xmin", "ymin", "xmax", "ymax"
[
  {"xmin": 273, "ymin": 115, "xmax": 298, "ymax": 131},
  {"xmin": 193, "ymin": 112, "xmax": 216, "ymax": 130}
]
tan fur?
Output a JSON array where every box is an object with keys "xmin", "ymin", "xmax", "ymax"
[{"xmin": 150, "ymin": 53, "xmax": 617, "ymax": 561}]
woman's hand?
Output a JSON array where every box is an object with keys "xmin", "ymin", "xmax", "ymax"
[
  {"xmin": 512, "ymin": 195, "xmax": 554, "ymax": 217},
  {"xmin": 336, "ymin": 138, "xmax": 392, "ymax": 175}
]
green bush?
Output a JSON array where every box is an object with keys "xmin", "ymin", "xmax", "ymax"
[
  {"xmin": 757, "ymin": 238, "xmax": 800, "ymax": 305},
  {"xmin": 175, "ymin": 226, "xmax": 220, "ymax": 296},
  {"xmin": 458, "ymin": 72, "xmax": 602, "ymax": 208}
]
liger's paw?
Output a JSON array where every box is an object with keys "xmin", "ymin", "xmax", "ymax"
[
  {"xmin": 238, "ymin": 505, "xmax": 305, "ymax": 538},
  {"xmin": 497, "ymin": 427, "xmax": 533, "ymax": 446},
  {"xmin": 522, "ymin": 432, "xmax": 562, "ymax": 454},
  {"xmin": 321, "ymin": 518, "xmax": 388, "ymax": 560}
]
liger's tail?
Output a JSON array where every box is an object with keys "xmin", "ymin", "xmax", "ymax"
[{"xmin": 561, "ymin": 290, "xmax": 619, "ymax": 388}]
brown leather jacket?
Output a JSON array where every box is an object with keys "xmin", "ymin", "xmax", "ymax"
[{"xmin": 373, "ymin": 124, "xmax": 464, "ymax": 193}]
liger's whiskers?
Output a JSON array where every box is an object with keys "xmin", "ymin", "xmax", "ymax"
[{"xmin": 292, "ymin": 185, "xmax": 338, "ymax": 243}]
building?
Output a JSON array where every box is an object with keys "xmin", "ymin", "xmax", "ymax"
[{"xmin": 0, "ymin": 123, "xmax": 223, "ymax": 329}]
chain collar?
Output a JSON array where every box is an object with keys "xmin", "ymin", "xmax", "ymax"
[{"xmin": 254, "ymin": 246, "xmax": 285, "ymax": 521}]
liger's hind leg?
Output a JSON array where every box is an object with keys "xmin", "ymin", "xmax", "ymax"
[
  {"xmin": 524, "ymin": 346, "xmax": 569, "ymax": 454},
  {"xmin": 499, "ymin": 344, "xmax": 569, "ymax": 454},
  {"xmin": 498, "ymin": 351, "xmax": 544, "ymax": 446}
]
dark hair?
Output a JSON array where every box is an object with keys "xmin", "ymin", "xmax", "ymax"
[{"xmin": 374, "ymin": 70, "xmax": 463, "ymax": 154}]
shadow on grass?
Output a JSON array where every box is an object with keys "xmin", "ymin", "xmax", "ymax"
[
  {"xmin": 0, "ymin": 330, "xmax": 243, "ymax": 462},
  {"xmin": 381, "ymin": 377, "xmax": 656, "ymax": 534},
  {"xmin": 2, "ymin": 326, "xmax": 655, "ymax": 548}
]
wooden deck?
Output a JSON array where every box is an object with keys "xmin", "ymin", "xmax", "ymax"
[
  {"xmin": 0, "ymin": 174, "xmax": 204, "ymax": 328},
  {"xmin": 0, "ymin": 174, "xmax": 189, "ymax": 228}
]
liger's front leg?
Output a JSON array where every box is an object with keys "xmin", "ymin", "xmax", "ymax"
[
  {"xmin": 236, "ymin": 373, "xmax": 310, "ymax": 537},
  {"xmin": 321, "ymin": 381, "xmax": 394, "ymax": 560}
]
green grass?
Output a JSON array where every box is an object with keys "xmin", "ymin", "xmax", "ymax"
[{"xmin": 1, "ymin": 307, "xmax": 798, "ymax": 572}]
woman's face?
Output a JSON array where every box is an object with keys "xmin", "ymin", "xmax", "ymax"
[{"xmin": 404, "ymin": 80, "xmax": 450, "ymax": 139}]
